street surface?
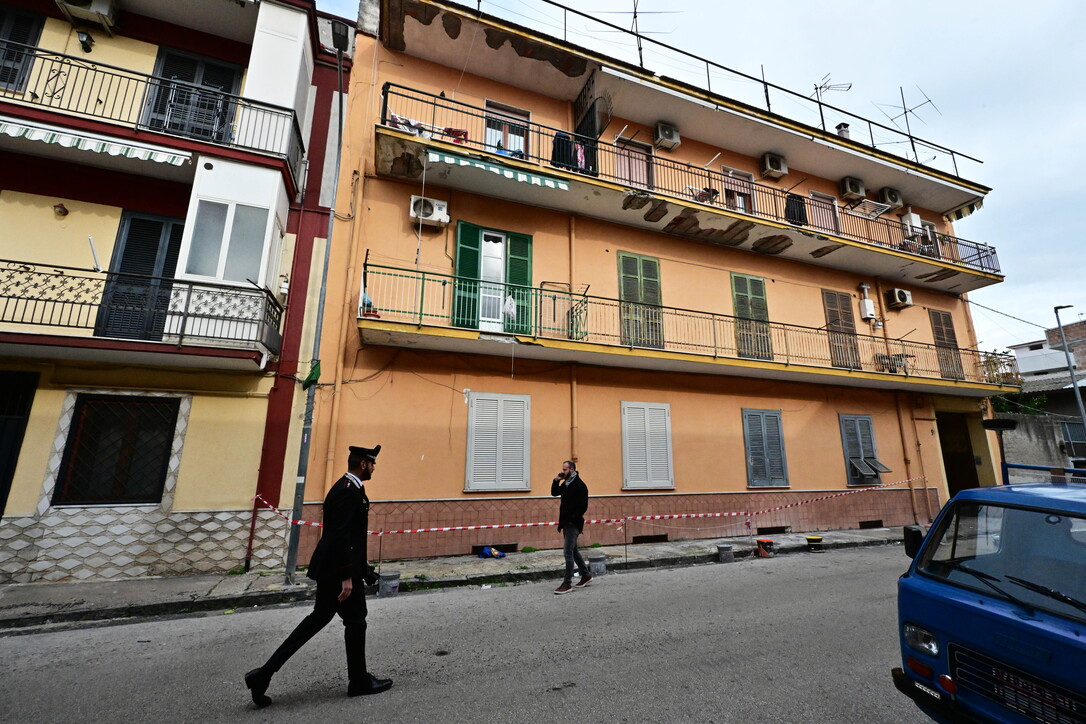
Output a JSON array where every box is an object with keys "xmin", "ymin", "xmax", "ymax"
[{"xmin": 0, "ymin": 545, "xmax": 928, "ymax": 723}]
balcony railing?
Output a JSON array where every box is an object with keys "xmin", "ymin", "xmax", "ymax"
[
  {"xmin": 0, "ymin": 41, "xmax": 305, "ymax": 185},
  {"xmin": 380, "ymin": 84, "xmax": 1000, "ymax": 276},
  {"xmin": 362, "ymin": 264, "xmax": 1020, "ymax": 387},
  {"xmin": 0, "ymin": 260, "xmax": 283, "ymax": 355}
]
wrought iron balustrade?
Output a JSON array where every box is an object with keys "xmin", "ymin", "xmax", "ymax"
[
  {"xmin": 362, "ymin": 263, "xmax": 1019, "ymax": 386},
  {"xmin": 0, "ymin": 40, "xmax": 304, "ymax": 184},
  {"xmin": 0, "ymin": 260, "xmax": 283, "ymax": 355},
  {"xmin": 381, "ymin": 84, "xmax": 1000, "ymax": 275}
]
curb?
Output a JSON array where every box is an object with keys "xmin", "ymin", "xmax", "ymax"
[{"xmin": 0, "ymin": 537, "xmax": 899, "ymax": 632}]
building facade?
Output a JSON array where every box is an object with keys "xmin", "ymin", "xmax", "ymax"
[
  {"xmin": 0, "ymin": 0, "xmax": 353, "ymax": 581},
  {"xmin": 314, "ymin": 0, "xmax": 1018, "ymax": 561}
]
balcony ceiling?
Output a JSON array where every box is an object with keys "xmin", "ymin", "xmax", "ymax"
[
  {"xmin": 114, "ymin": 0, "xmax": 260, "ymax": 43},
  {"xmin": 0, "ymin": 332, "xmax": 268, "ymax": 371},
  {"xmin": 376, "ymin": 132, "xmax": 1001, "ymax": 294},
  {"xmin": 358, "ymin": 323, "xmax": 1006, "ymax": 399},
  {"xmin": 383, "ymin": 0, "xmax": 988, "ymax": 220}
]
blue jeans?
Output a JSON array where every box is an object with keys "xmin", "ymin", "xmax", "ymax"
[{"xmin": 562, "ymin": 526, "xmax": 589, "ymax": 585}]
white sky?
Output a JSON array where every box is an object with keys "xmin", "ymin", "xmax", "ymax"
[{"xmin": 317, "ymin": 0, "xmax": 1086, "ymax": 353}]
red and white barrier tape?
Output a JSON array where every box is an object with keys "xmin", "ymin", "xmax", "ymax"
[{"xmin": 254, "ymin": 475, "xmax": 927, "ymax": 536}]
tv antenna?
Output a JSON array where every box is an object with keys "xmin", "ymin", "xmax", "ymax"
[
  {"xmin": 589, "ymin": 1, "xmax": 680, "ymax": 67},
  {"xmin": 810, "ymin": 73, "xmax": 852, "ymax": 104},
  {"xmin": 874, "ymin": 86, "xmax": 942, "ymax": 162}
]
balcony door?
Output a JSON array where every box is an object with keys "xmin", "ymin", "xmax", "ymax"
[
  {"xmin": 97, "ymin": 215, "xmax": 184, "ymax": 341},
  {"xmin": 616, "ymin": 138, "xmax": 653, "ymax": 189},
  {"xmin": 0, "ymin": 371, "xmax": 37, "ymax": 517},
  {"xmin": 452, "ymin": 222, "xmax": 532, "ymax": 335},
  {"xmin": 0, "ymin": 8, "xmax": 44, "ymax": 92},
  {"xmin": 144, "ymin": 50, "xmax": 241, "ymax": 143},
  {"xmin": 809, "ymin": 192, "xmax": 840, "ymax": 234},
  {"xmin": 618, "ymin": 252, "xmax": 663, "ymax": 349},
  {"xmin": 823, "ymin": 290, "xmax": 860, "ymax": 369},
  {"xmin": 733, "ymin": 273, "xmax": 772, "ymax": 360},
  {"xmin": 930, "ymin": 309, "xmax": 964, "ymax": 379}
]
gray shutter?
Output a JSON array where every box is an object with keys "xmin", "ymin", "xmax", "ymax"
[
  {"xmin": 744, "ymin": 409, "xmax": 787, "ymax": 487},
  {"xmin": 840, "ymin": 415, "xmax": 890, "ymax": 484}
]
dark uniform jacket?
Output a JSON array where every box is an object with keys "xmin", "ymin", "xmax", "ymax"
[
  {"xmin": 551, "ymin": 473, "xmax": 589, "ymax": 533},
  {"xmin": 307, "ymin": 473, "xmax": 373, "ymax": 583}
]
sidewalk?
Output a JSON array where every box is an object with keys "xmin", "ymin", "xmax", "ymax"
[{"xmin": 0, "ymin": 527, "xmax": 906, "ymax": 633}]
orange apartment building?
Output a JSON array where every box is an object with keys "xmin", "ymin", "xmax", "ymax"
[
  {"xmin": 0, "ymin": 0, "xmax": 354, "ymax": 581},
  {"xmin": 302, "ymin": 0, "xmax": 1021, "ymax": 560}
]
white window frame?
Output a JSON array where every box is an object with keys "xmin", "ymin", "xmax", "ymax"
[
  {"xmin": 720, "ymin": 166, "xmax": 756, "ymax": 214},
  {"xmin": 808, "ymin": 190, "xmax": 841, "ymax": 234},
  {"xmin": 465, "ymin": 392, "xmax": 531, "ymax": 492},
  {"xmin": 621, "ymin": 401, "xmax": 674, "ymax": 489},
  {"xmin": 484, "ymin": 99, "xmax": 530, "ymax": 156}
]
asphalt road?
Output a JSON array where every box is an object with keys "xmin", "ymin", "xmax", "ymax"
[{"xmin": 0, "ymin": 545, "xmax": 929, "ymax": 723}]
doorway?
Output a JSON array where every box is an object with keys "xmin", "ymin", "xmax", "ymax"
[
  {"xmin": 0, "ymin": 371, "xmax": 38, "ymax": 518},
  {"xmin": 937, "ymin": 412, "xmax": 981, "ymax": 497}
]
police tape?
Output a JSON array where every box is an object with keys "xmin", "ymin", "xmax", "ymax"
[{"xmin": 253, "ymin": 475, "xmax": 928, "ymax": 536}]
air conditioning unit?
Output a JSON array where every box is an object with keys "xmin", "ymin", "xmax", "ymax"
[
  {"xmin": 654, "ymin": 122, "xmax": 681, "ymax": 150},
  {"xmin": 900, "ymin": 211, "xmax": 923, "ymax": 239},
  {"xmin": 839, "ymin": 176, "xmax": 866, "ymax": 200},
  {"xmin": 885, "ymin": 288, "xmax": 914, "ymax": 310},
  {"xmin": 761, "ymin": 152, "xmax": 788, "ymax": 179},
  {"xmin": 878, "ymin": 187, "xmax": 904, "ymax": 210},
  {"xmin": 409, "ymin": 195, "xmax": 449, "ymax": 227},
  {"xmin": 56, "ymin": 0, "xmax": 117, "ymax": 35}
]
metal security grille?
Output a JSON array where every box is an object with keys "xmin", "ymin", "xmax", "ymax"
[{"xmin": 53, "ymin": 395, "xmax": 180, "ymax": 506}]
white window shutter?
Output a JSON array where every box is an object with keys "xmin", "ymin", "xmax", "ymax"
[
  {"xmin": 466, "ymin": 392, "xmax": 529, "ymax": 491},
  {"xmin": 622, "ymin": 401, "xmax": 673, "ymax": 489}
]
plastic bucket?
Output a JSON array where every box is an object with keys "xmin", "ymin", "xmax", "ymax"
[
  {"xmin": 716, "ymin": 543, "xmax": 734, "ymax": 563},
  {"xmin": 378, "ymin": 571, "xmax": 400, "ymax": 597},
  {"xmin": 805, "ymin": 535, "xmax": 824, "ymax": 553},
  {"xmin": 587, "ymin": 551, "xmax": 607, "ymax": 577}
]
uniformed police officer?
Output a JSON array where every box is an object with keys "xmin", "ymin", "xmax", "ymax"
[{"xmin": 245, "ymin": 444, "xmax": 392, "ymax": 707}]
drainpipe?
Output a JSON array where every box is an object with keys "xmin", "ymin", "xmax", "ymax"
[
  {"xmin": 570, "ymin": 365, "xmax": 579, "ymax": 464},
  {"xmin": 894, "ymin": 392, "xmax": 919, "ymax": 524}
]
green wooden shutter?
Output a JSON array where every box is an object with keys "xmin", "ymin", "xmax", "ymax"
[
  {"xmin": 618, "ymin": 252, "xmax": 663, "ymax": 348},
  {"xmin": 733, "ymin": 274, "xmax": 771, "ymax": 359},
  {"xmin": 504, "ymin": 232, "xmax": 532, "ymax": 334},
  {"xmin": 929, "ymin": 309, "xmax": 964, "ymax": 379},
  {"xmin": 743, "ymin": 409, "xmax": 787, "ymax": 487},
  {"xmin": 453, "ymin": 222, "xmax": 482, "ymax": 328},
  {"xmin": 619, "ymin": 252, "xmax": 641, "ymax": 302}
]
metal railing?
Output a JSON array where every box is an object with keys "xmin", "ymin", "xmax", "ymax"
[
  {"xmin": 0, "ymin": 41, "xmax": 305, "ymax": 185},
  {"xmin": 381, "ymin": 84, "xmax": 1000, "ymax": 275},
  {"xmin": 362, "ymin": 264, "xmax": 1019, "ymax": 387},
  {"xmin": 0, "ymin": 260, "xmax": 283, "ymax": 355}
]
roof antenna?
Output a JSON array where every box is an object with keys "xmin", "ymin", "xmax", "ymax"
[
  {"xmin": 875, "ymin": 86, "xmax": 942, "ymax": 163},
  {"xmin": 810, "ymin": 73, "xmax": 852, "ymax": 104}
]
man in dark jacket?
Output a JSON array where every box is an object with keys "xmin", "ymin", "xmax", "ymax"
[
  {"xmin": 244, "ymin": 445, "xmax": 392, "ymax": 707},
  {"xmin": 551, "ymin": 459, "xmax": 591, "ymax": 594}
]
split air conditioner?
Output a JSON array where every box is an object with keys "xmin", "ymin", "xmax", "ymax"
[
  {"xmin": 885, "ymin": 288, "xmax": 914, "ymax": 310},
  {"xmin": 878, "ymin": 187, "xmax": 904, "ymax": 210},
  {"xmin": 409, "ymin": 195, "xmax": 449, "ymax": 227},
  {"xmin": 839, "ymin": 176, "xmax": 866, "ymax": 200},
  {"xmin": 653, "ymin": 122, "xmax": 681, "ymax": 150},
  {"xmin": 761, "ymin": 152, "xmax": 788, "ymax": 179},
  {"xmin": 56, "ymin": 0, "xmax": 117, "ymax": 35}
]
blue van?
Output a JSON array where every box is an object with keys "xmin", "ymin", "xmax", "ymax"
[{"xmin": 892, "ymin": 482, "xmax": 1086, "ymax": 723}]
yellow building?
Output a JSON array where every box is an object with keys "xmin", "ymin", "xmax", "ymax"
[
  {"xmin": 0, "ymin": 0, "xmax": 354, "ymax": 581},
  {"xmin": 310, "ymin": 0, "xmax": 1019, "ymax": 560}
]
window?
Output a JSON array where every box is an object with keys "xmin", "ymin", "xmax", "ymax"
[
  {"xmin": 822, "ymin": 290, "xmax": 859, "ymax": 369},
  {"xmin": 0, "ymin": 8, "xmax": 43, "ymax": 92},
  {"xmin": 621, "ymin": 401, "xmax": 673, "ymax": 489},
  {"xmin": 732, "ymin": 273, "xmax": 771, "ymax": 360},
  {"xmin": 144, "ymin": 49, "xmax": 242, "ymax": 142},
  {"xmin": 452, "ymin": 221, "xmax": 532, "ymax": 334},
  {"xmin": 839, "ymin": 414, "xmax": 891, "ymax": 485},
  {"xmin": 929, "ymin": 309, "xmax": 964, "ymax": 380},
  {"xmin": 720, "ymin": 167, "xmax": 755, "ymax": 213},
  {"xmin": 185, "ymin": 200, "xmax": 270, "ymax": 284},
  {"xmin": 808, "ymin": 192, "xmax": 840, "ymax": 234},
  {"xmin": 53, "ymin": 395, "xmax": 180, "ymax": 505},
  {"xmin": 615, "ymin": 138, "xmax": 653, "ymax": 189},
  {"xmin": 1062, "ymin": 422, "xmax": 1086, "ymax": 461},
  {"xmin": 485, "ymin": 101, "xmax": 529, "ymax": 157},
  {"xmin": 743, "ymin": 409, "xmax": 787, "ymax": 487},
  {"xmin": 618, "ymin": 252, "xmax": 662, "ymax": 348},
  {"xmin": 465, "ymin": 392, "xmax": 530, "ymax": 491}
]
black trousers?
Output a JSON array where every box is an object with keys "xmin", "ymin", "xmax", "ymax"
[{"xmin": 263, "ymin": 576, "xmax": 368, "ymax": 682}]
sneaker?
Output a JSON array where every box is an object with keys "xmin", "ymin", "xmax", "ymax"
[
  {"xmin": 554, "ymin": 583, "xmax": 573, "ymax": 594},
  {"xmin": 575, "ymin": 574, "xmax": 592, "ymax": 588}
]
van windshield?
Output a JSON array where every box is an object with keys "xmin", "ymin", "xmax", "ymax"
[{"xmin": 917, "ymin": 502, "xmax": 1086, "ymax": 624}]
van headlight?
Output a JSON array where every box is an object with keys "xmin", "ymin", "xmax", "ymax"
[{"xmin": 903, "ymin": 623, "xmax": 939, "ymax": 656}]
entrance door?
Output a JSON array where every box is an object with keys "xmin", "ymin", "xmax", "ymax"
[
  {"xmin": 0, "ymin": 371, "xmax": 38, "ymax": 517},
  {"xmin": 97, "ymin": 215, "xmax": 184, "ymax": 341},
  {"xmin": 937, "ymin": 412, "xmax": 980, "ymax": 497},
  {"xmin": 616, "ymin": 139, "xmax": 653, "ymax": 189}
]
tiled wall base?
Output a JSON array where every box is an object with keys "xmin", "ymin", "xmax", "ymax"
[
  {"xmin": 0, "ymin": 508, "xmax": 290, "ymax": 583},
  {"xmin": 366, "ymin": 488, "xmax": 939, "ymax": 562}
]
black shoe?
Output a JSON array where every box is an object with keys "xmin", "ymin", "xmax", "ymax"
[
  {"xmin": 348, "ymin": 673, "xmax": 393, "ymax": 697},
  {"xmin": 244, "ymin": 668, "xmax": 272, "ymax": 708}
]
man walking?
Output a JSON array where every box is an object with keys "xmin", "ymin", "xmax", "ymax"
[
  {"xmin": 551, "ymin": 459, "xmax": 591, "ymax": 594},
  {"xmin": 244, "ymin": 444, "xmax": 393, "ymax": 707}
]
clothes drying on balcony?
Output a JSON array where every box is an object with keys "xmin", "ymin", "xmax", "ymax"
[
  {"xmin": 550, "ymin": 132, "xmax": 595, "ymax": 175},
  {"xmin": 387, "ymin": 112, "xmax": 435, "ymax": 138}
]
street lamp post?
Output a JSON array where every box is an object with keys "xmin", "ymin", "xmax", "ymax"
[{"xmin": 1054, "ymin": 306, "xmax": 1086, "ymax": 459}]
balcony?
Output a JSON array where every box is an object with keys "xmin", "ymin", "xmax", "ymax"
[
  {"xmin": 0, "ymin": 41, "xmax": 304, "ymax": 186},
  {"xmin": 376, "ymin": 84, "xmax": 1002, "ymax": 294},
  {"xmin": 0, "ymin": 260, "xmax": 282, "ymax": 370},
  {"xmin": 359, "ymin": 264, "xmax": 1020, "ymax": 397}
]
